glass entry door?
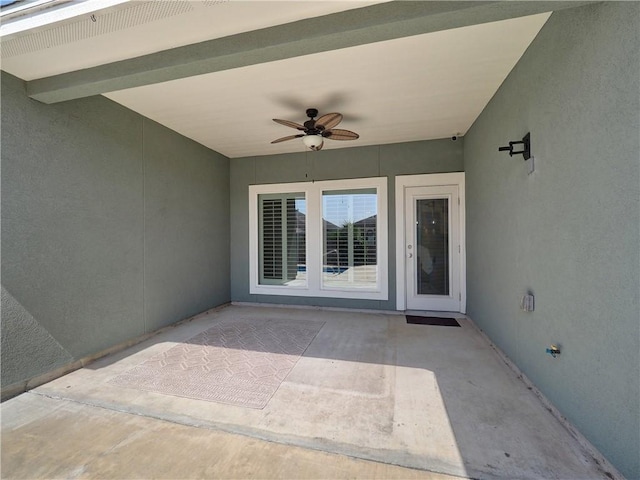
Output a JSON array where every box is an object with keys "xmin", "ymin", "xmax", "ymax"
[{"xmin": 405, "ymin": 185, "xmax": 460, "ymax": 311}]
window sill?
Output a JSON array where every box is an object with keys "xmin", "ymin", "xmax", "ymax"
[{"xmin": 249, "ymin": 285, "xmax": 388, "ymax": 301}]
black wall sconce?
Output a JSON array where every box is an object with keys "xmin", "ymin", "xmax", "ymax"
[{"xmin": 499, "ymin": 132, "xmax": 531, "ymax": 160}]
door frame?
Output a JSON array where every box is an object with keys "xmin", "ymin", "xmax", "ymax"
[{"xmin": 395, "ymin": 172, "xmax": 466, "ymax": 313}]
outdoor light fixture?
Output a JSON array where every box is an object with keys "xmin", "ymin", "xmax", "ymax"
[
  {"xmin": 499, "ymin": 132, "xmax": 531, "ymax": 160},
  {"xmin": 302, "ymin": 134, "xmax": 324, "ymax": 151}
]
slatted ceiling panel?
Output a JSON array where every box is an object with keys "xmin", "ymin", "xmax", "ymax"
[
  {"xmin": 261, "ymin": 199, "xmax": 283, "ymax": 280},
  {"xmin": 1, "ymin": 1, "xmax": 196, "ymax": 58}
]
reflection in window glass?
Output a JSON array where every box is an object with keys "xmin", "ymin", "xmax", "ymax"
[
  {"xmin": 416, "ymin": 198, "xmax": 449, "ymax": 295},
  {"xmin": 258, "ymin": 193, "xmax": 306, "ymax": 286},
  {"xmin": 322, "ymin": 189, "xmax": 377, "ymax": 289}
]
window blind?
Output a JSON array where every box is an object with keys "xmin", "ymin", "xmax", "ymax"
[{"xmin": 259, "ymin": 193, "xmax": 305, "ymax": 286}]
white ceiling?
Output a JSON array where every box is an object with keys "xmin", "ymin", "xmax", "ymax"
[{"xmin": 1, "ymin": 1, "xmax": 551, "ymax": 158}]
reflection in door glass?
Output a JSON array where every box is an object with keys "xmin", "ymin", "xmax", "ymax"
[{"xmin": 416, "ymin": 199, "xmax": 449, "ymax": 295}]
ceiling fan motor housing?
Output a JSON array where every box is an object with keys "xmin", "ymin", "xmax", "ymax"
[
  {"xmin": 303, "ymin": 120, "xmax": 318, "ymax": 132},
  {"xmin": 304, "ymin": 108, "xmax": 321, "ymax": 133}
]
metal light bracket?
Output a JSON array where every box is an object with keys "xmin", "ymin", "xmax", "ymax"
[
  {"xmin": 499, "ymin": 132, "xmax": 531, "ymax": 160},
  {"xmin": 546, "ymin": 345, "xmax": 561, "ymax": 358}
]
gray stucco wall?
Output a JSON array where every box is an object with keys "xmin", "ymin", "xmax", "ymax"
[
  {"xmin": 142, "ymin": 120, "xmax": 230, "ymax": 332},
  {"xmin": 1, "ymin": 72, "xmax": 230, "ymax": 390},
  {"xmin": 230, "ymin": 139, "xmax": 463, "ymax": 310},
  {"xmin": 464, "ymin": 3, "xmax": 639, "ymax": 478}
]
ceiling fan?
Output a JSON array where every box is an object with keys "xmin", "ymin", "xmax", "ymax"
[{"xmin": 271, "ymin": 108, "xmax": 359, "ymax": 151}]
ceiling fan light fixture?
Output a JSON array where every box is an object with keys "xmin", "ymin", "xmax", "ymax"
[{"xmin": 302, "ymin": 134, "xmax": 323, "ymax": 150}]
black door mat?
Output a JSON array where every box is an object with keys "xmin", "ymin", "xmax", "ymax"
[{"xmin": 406, "ymin": 316, "xmax": 461, "ymax": 327}]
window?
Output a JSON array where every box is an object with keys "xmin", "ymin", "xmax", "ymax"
[
  {"xmin": 322, "ymin": 189, "xmax": 377, "ymax": 290},
  {"xmin": 249, "ymin": 177, "xmax": 387, "ymax": 300},
  {"xmin": 258, "ymin": 192, "xmax": 306, "ymax": 286}
]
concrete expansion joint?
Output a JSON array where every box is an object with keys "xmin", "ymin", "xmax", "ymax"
[
  {"xmin": 26, "ymin": 391, "xmax": 237, "ymax": 444},
  {"xmin": 25, "ymin": 391, "xmax": 459, "ymax": 479}
]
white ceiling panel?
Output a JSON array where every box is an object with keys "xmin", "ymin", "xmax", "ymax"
[{"xmin": 104, "ymin": 13, "xmax": 550, "ymax": 158}]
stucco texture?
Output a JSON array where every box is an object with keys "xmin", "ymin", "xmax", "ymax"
[
  {"xmin": 1, "ymin": 72, "xmax": 230, "ymax": 390},
  {"xmin": 229, "ymin": 139, "xmax": 463, "ymax": 310},
  {"xmin": 464, "ymin": 3, "xmax": 639, "ymax": 478}
]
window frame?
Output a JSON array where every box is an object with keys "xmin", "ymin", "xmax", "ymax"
[{"xmin": 249, "ymin": 177, "xmax": 388, "ymax": 300}]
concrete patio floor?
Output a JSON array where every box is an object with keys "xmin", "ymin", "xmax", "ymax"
[{"xmin": 1, "ymin": 305, "xmax": 614, "ymax": 479}]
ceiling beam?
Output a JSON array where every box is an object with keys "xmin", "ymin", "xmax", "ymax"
[{"xmin": 26, "ymin": 1, "xmax": 595, "ymax": 104}]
